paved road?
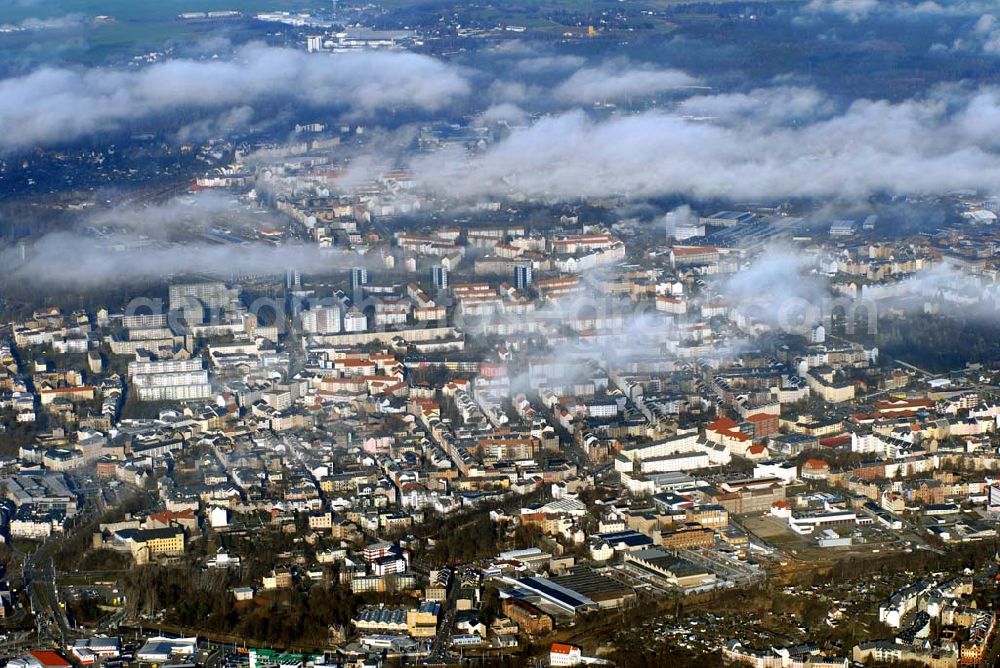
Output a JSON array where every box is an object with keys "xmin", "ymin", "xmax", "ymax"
[{"xmin": 23, "ymin": 538, "xmax": 69, "ymax": 647}]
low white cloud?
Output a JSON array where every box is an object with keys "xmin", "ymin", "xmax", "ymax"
[
  {"xmin": 4, "ymin": 233, "xmax": 364, "ymax": 287},
  {"xmin": 805, "ymin": 0, "xmax": 998, "ymax": 19},
  {"xmin": 553, "ymin": 61, "xmax": 703, "ymax": 104},
  {"xmin": 407, "ymin": 85, "xmax": 1000, "ymax": 201},
  {"xmin": 716, "ymin": 247, "xmax": 828, "ymax": 329},
  {"xmin": 0, "ymin": 43, "xmax": 470, "ymax": 153},
  {"xmin": 677, "ymin": 86, "xmax": 835, "ymax": 125},
  {"xmin": 479, "ymin": 103, "xmax": 529, "ymax": 125},
  {"xmin": 0, "ymin": 14, "xmax": 88, "ymax": 32},
  {"xmin": 929, "ymin": 13, "xmax": 1000, "ymax": 54},
  {"xmin": 805, "ymin": 0, "xmax": 880, "ymax": 22},
  {"xmin": 0, "ymin": 191, "xmax": 375, "ymax": 288},
  {"xmin": 515, "ymin": 54, "xmax": 587, "ymax": 74}
]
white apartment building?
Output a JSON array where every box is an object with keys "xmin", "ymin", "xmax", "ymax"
[
  {"xmin": 130, "ymin": 359, "xmax": 211, "ymax": 401},
  {"xmin": 301, "ymin": 307, "xmax": 342, "ymax": 334}
]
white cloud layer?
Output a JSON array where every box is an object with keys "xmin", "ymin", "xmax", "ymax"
[
  {"xmin": 805, "ymin": 0, "xmax": 998, "ymax": 19},
  {"xmin": 553, "ymin": 61, "xmax": 703, "ymax": 104},
  {"xmin": 0, "ymin": 43, "xmax": 470, "ymax": 152},
  {"xmin": 3, "ymin": 234, "xmax": 362, "ymax": 287},
  {"xmin": 409, "ymin": 86, "xmax": 1000, "ymax": 201}
]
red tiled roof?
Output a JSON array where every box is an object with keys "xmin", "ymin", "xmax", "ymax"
[
  {"xmin": 29, "ymin": 651, "xmax": 71, "ymax": 668},
  {"xmin": 148, "ymin": 509, "xmax": 195, "ymax": 523},
  {"xmin": 708, "ymin": 417, "xmax": 739, "ymax": 431}
]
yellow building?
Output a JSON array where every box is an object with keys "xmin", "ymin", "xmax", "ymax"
[
  {"xmin": 117, "ymin": 527, "xmax": 185, "ymax": 565},
  {"xmin": 406, "ymin": 601, "xmax": 441, "ymax": 638}
]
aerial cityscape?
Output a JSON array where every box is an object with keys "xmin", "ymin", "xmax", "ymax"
[{"xmin": 3, "ymin": 0, "xmax": 1000, "ymax": 666}]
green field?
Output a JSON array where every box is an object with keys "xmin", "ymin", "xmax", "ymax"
[
  {"xmin": 1, "ymin": 0, "xmax": 326, "ymax": 24},
  {"xmin": 0, "ymin": 0, "xmax": 330, "ymax": 70}
]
